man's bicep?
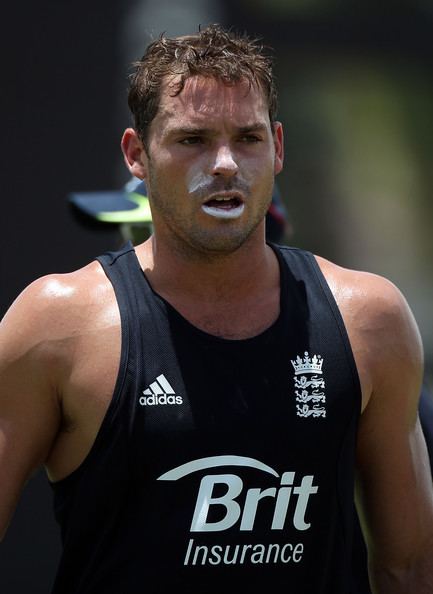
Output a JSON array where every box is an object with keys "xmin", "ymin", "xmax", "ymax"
[
  {"xmin": 355, "ymin": 280, "xmax": 433, "ymax": 580},
  {"xmin": 356, "ymin": 411, "xmax": 433, "ymax": 560},
  {"xmin": 0, "ymin": 294, "xmax": 62, "ymax": 541}
]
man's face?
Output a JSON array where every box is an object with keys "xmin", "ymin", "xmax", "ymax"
[{"xmin": 140, "ymin": 75, "xmax": 283, "ymax": 255}]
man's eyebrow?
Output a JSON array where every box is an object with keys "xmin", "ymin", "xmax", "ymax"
[
  {"xmin": 237, "ymin": 123, "xmax": 268, "ymax": 134},
  {"xmin": 166, "ymin": 126, "xmax": 214, "ymax": 137},
  {"xmin": 166, "ymin": 123, "xmax": 268, "ymax": 137}
]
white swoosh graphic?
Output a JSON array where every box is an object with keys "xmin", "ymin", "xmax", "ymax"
[{"xmin": 157, "ymin": 455, "xmax": 279, "ymax": 481}]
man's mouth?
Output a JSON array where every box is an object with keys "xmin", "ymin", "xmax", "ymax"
[{"xmin": 201, "ymin": 195, "xmax": 245, "ymax": 220}]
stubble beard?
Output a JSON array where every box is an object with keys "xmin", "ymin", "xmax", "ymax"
[{"xmin": 146, "ymin": 162, "xmax": 273, "ymax": 261}]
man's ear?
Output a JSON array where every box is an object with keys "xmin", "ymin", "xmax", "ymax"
[
  {"xmin": 273, "ymin": 122, "xmax": 284, "ymax": 175},
  {"xmin": 121, "ymin": 128, "xmax": 148, "ymax": 179}
]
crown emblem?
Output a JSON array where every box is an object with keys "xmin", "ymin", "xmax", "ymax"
[{"xmin": 291, "ymin": 351, "xmax": 323, "ymax": 375}]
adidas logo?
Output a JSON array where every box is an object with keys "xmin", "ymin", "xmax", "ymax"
[{"xmin": 139, "ymin": 374, "xmax": 183, "ymax": 406}]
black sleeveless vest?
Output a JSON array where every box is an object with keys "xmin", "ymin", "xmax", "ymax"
[{"xmin": 50, "ymin": 243, "xmax": 361, "ymax": 593}]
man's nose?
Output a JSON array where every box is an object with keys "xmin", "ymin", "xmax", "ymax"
[{"xmin": 211, "ymin": 145, "xmax": 239, "ymax": 177}]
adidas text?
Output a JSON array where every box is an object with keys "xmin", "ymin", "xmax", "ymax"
[{"xmin": 140, "ymin": 394, "xmax": 183, "ymax": 406}]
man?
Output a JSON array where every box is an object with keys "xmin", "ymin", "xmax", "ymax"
[
  {"xmin": 69, "ymin": 178, "xmax": 433, "ymax": 594},
  {"xmin": 0, "ymin": 25, "xmax": 432, "ymax": 593}
]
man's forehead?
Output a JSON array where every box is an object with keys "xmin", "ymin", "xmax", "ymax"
[{"xmin": 161, "ymin": 75, "xmax": 266, "ymax": 108}]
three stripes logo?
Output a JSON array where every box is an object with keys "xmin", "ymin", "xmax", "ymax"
[{"xmin": 139, "ymin": 374, "xmax": 183, "ymax": 406}]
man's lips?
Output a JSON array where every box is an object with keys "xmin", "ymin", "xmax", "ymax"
[
  {"xmin": 201, "ymin": 194, "xmax": 245, "ymax": 219},
  {"xmin": 204, "ymin": 196, "xmax": 242, "ymax": 209}
]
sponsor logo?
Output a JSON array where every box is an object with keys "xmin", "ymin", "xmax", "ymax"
[
  {"xmin": 158, "ymin": 455, "xmax": 319, "ymax": 567},
  {"xmin": 139, "ymin": 374, "xmax": 183, "ymax": 406},
  {"xmin": 183, "ymin": 538, "xmax": 304, "ymax": 566},
  {"xmin": 291, "ymin": 352, "xmax": 326, "ymax": 418}
]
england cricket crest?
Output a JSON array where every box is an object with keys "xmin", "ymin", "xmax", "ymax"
[{"xmin": 291, "ymin": 352, "xmax": 326, "ymax": 418}]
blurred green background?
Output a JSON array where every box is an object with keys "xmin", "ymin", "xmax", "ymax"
[{"xmin": 1, "ymin": 1, "xmax": 432, "ymax": 592}]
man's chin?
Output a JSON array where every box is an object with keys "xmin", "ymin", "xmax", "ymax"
[{"xmin": 182, "ymin": 225, "xmax": 264, "ymax": 259}]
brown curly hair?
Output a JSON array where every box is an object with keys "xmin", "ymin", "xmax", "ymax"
[{"xmin": 127, "ymin": 24, "xmax": 278, "ymax": 145}]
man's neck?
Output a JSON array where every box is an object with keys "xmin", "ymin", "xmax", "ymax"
[
  {"xmin": 134, "ymin": 229, "xmax": 281, "ymax": 339},
  {"xmin": 135, "ymin": 232, "xmax": 277, "ymax": 304}
]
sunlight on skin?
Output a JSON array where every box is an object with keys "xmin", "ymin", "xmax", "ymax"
[{"xmin": 40, "ymin": 279, "xmax": 75, "ymax": 299}]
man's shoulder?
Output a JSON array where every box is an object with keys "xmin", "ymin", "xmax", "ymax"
[
  {"xmin": 315, "ymin": 254, "xmax": 423, "ymax": 398},
  {"xmin": 3, "ymin": 259, "xmax": 109, "ymax": 319},
  {"xmin": 315, "ymin": 254, "xmax": 409, "ymax": 321},
  {"xmin": 0, "ymin": 260, "xmax": 113, "ymax": 362}
]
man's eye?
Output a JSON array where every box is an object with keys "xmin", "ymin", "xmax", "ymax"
[
  {"xmin": 240, "ymin": 135, "xmax": 261, "ymax": 143},
  {"xmin": 180, "ymin": 137, "xmax": 203, "ymax": 145}
]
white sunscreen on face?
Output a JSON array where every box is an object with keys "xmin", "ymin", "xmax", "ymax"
[{"xmin": 187, "ymin": 170, "xmax": 211, "ymax": 195}]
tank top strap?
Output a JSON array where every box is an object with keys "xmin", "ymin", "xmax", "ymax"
[
  {"xmin": 96, "ymin": 242, "xmax": 194, "ymax": 438},
  {"xmin": 275, "ymin": 245, "xmax": 361, "ymax": 396}
]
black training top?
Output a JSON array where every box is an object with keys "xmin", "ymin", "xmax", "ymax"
[{"xmin": 50, "ymin": 242, "xmax": 361, "ymax": 594}]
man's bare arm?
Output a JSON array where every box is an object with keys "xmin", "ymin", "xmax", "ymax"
[
  {"xmin": 354, "ymin": 275, "xmax": 433, "ymax": 593},
  {"xmin": 0, "ymin": 277, "xmax": 66, "ymax": 540}
]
